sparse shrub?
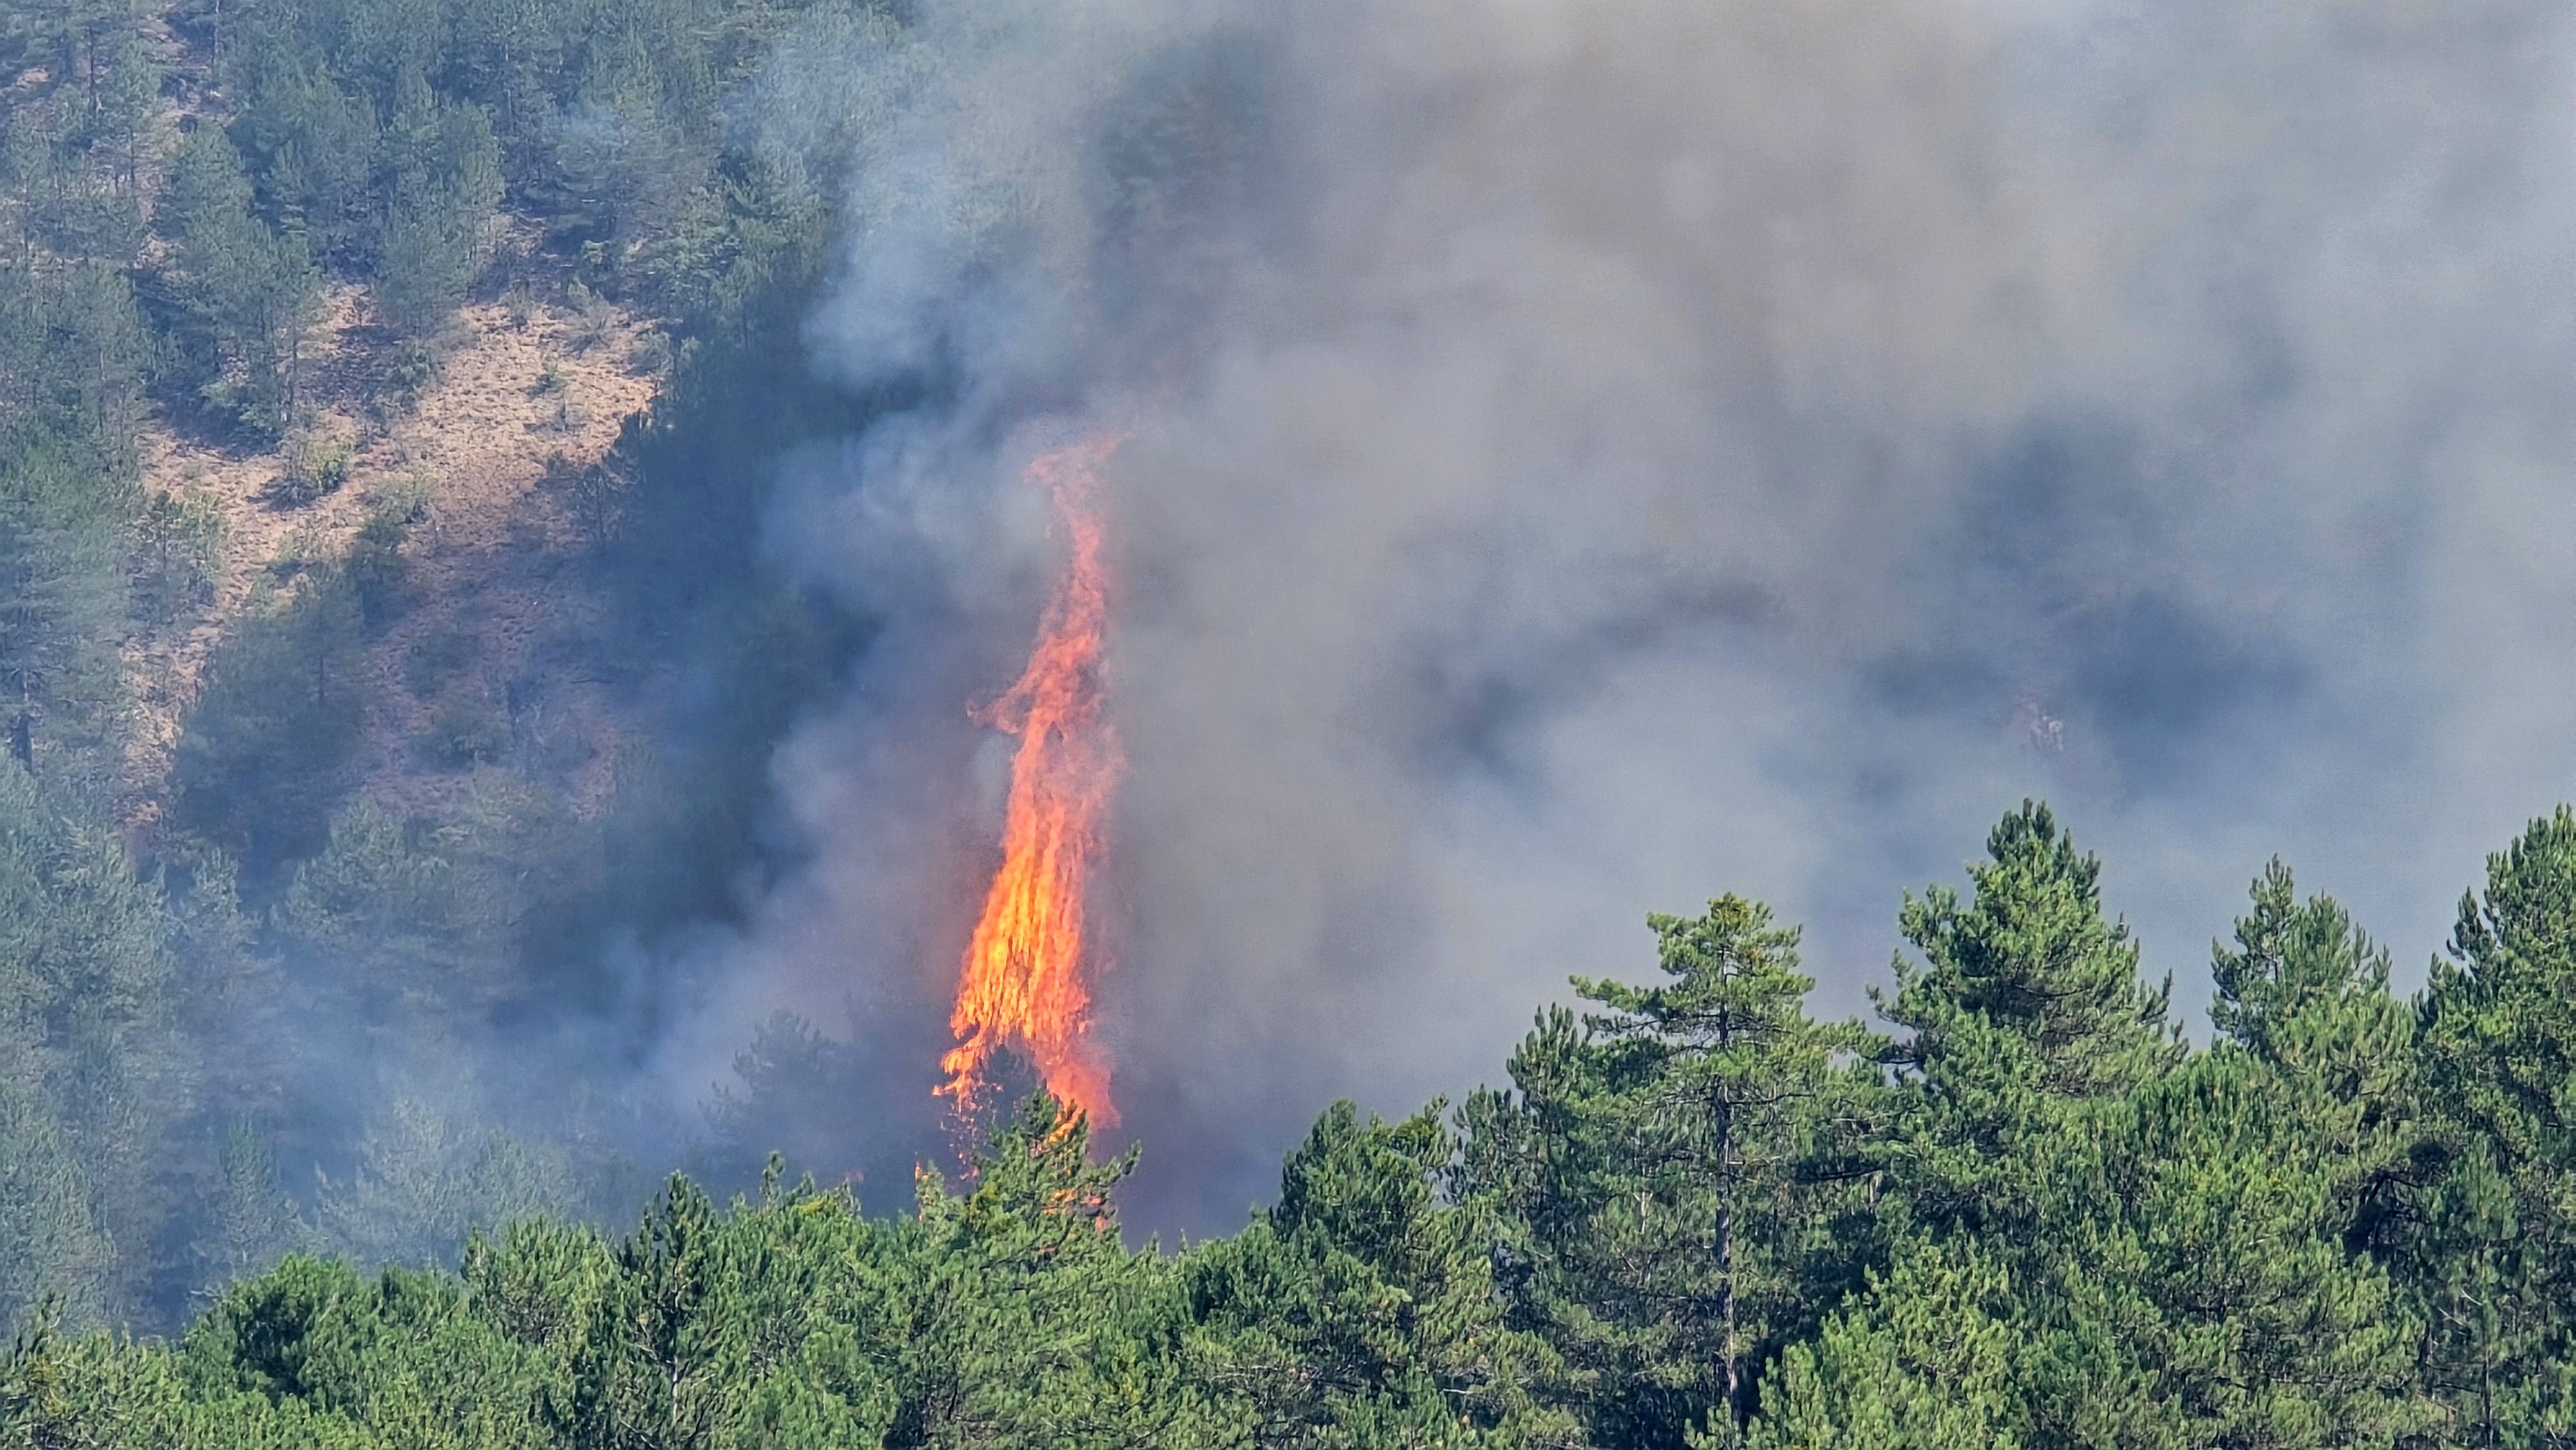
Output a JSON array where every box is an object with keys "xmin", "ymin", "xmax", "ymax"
[
  {"xmin": 533, "ymin": 360, "xmax": 568, "ymax": 395},
  {"xmin": 423, "ymin": 690, "xmax": 509, "ymax": 769},
  {"xmin": 263, "ymin": 522, "xmax": 332, "ymax": 583},
  {"xmin": 370, "ymin": 473, "xmax": 435, "ymax": 526},
  {"xmin": 565, "ymin": 279, "xmax": 615, "ymax": 352},
  {"xmin": 371, "ymin": 339, "xmax": 446, "ymax": 426},
  {"xmin": 345, "ymin": 505, "xmax": 414, "ymax": 629},
  {"xmin": 625, "ymin": 327, "xmax": 672, "ymax": 375},
  {"xmin": 388, "ymin": 337, "xmax": 440, "ymax": 399},
  {"xmin": 276, "ymin": 433, "xmax": 354, "ymax": 505}
]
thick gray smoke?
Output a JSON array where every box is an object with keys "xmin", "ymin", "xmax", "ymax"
[{"xmin": 665, "ymin": 0, "xmax": 2576, "ymax": 1229}]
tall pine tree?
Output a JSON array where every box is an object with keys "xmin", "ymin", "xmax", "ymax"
[
  {"xmin": 1875, "ymin": 802, "xmax": 2179, "ymax": 1239},
  {"xmin": 2410, "ymin": 808, "xmax": 2576, "ymax": 1445},
  {"xmin": 1461, "ymin": 896, "xmax": 1882, "ymax": 1445}
]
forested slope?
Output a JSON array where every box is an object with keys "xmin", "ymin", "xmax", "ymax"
[
  {"xmin": 14, "ymin": 804, "xmax": 2576, "ymax": 1445},
  {"xmin": 0, "ymin": 0, "xmax": 867, "ymax": 1332},
  {"xmin": 4, "ymin": 1, "xmax": 2574, "ymax": 1447}
]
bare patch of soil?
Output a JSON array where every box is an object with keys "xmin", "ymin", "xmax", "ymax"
[{"xmin": 128, "ymin": 255, "xmax": 664, "ymax": 833}]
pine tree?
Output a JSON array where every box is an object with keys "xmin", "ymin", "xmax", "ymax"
[
  {"xmin": 373, "ymin": 69, "xmax": 502, "ymax": 337},
  {"xmin": 172, "ymin": 569, "xmax": 365, "ymax": 863},
  {"xmin": 1874, "ymin": 802, "xmax": 2179, "ymax": 1239},
  {"xmin": 0, "ymin": 1077, "xmax": 112, "ymax": 1333},
  {"xmin": 0, "ymin": 761, "xmax": 187, "ymax": 1329},
  {"xmin": 1188, "ymin": 1098, "xmax": 1571, "ymax": 1446},
  {"xmin": 86, "ymin": 24, "xmax": 159, "ymax": 195},
  {"xmin": 2209, "ymin": 860, "xmax": 2418, "ymax": 1250},
  {"xmin": 190, "ymin": 1120, "xmax": 305, "ymax": 1294},
  {"xmin": 1745, "ymin": 1243, "xmax": 2022, "ymax": 1450},
  {"xmin": 0, "ymin": 444, "xmax": 133, "ymax": 787},
  {"xmin": 1459, "ymin": 896, "xmax": 1883, "ymax": 1445},
  {"xmin": 2410, "ymin": 808, "xmax": 2576, "ymax": 1444},
  {"xmin": 224, "ymin": 31, "xmax": 379, "ymax": 267},
  {"xmin": 159, "ymin": 127, "xmax": 325, "ymax": 436},
  {"xmin": 2007, "ymin": 1048, "xmax": 2427, "ymax": 1447}
]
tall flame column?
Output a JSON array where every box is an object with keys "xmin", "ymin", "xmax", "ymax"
[{"xmin": 940, "ymin": 434, "xmax": 1124, "ymax": 1127}]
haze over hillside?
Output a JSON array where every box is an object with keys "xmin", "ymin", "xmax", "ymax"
[
  {"xmin": 0, "ymin": 0, "xmax": 873, "ymax": 1319},
  {"xmin": 3, "ymin": 0, "xmax": 2575, "ymax": 1444}
]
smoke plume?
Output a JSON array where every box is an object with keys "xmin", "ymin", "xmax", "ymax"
[{"xmin": 667, "ymin": 0, "xmax": 2576, "ymax": 1230}]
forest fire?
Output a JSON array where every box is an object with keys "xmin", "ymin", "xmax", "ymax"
[{"xmin": 939, "ymin": 434, "xmax": 1126, "ymax": 1128}]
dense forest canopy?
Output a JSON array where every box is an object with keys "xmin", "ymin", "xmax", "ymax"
[
  {"xmin": 17, "ymin": 800, "xmax": 2576, "ymax": 1445},
  {"xmin": 1, "ymin": 0, "xmax": 2571, "ymax": 1445}
]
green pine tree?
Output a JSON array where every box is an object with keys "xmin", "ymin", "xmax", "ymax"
[
  {"xmin": 373, "ymin": 69, "xmax": 502, "ymax": 337},
  {"xmin": 1745, "ymin": 1242, "xmax": 2022, "ymax": 1450},
  {"xmin": 1874, "ymin": 802, "xmax": 2180, "ymax": 1239},
  {"xmin": 1189, "ymin": 1098, "xmax": 1570, "ymax": 1447},
  {"xmin": 1459, "ymin": 896, "xmax": 1883, "ymax": 1445},
  {"xmin": 2410, "ymin": 808, "xmax": 2576, "ymax": 1444},
  {"xmin": 159, "ymin": 127, "xmax": 325, "ymax": 437}
]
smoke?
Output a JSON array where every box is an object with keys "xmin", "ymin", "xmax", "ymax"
[{"xmin": 670, "ymin": 0, "xmax": 2576, "ymax": 1230}]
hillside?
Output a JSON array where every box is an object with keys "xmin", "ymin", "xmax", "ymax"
[
  {"xmin": 126, "ymin": 258, "xmax": 659, "ymax": 830},
  {"xmin": 6, "ymin": 2, "xmax": 2573, "ymax": 1448},
  {"xmin": 0, "ymin": 0, "xmax": 848, "ymax": 1335},
  {"xmin": 72, "ymin": 4, "xmax": 672, "ymax": 836}
]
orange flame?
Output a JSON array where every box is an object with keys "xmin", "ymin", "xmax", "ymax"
[{"xmin": 940, "ymin": 434, "xmax": 1124, "ymax": 1127}]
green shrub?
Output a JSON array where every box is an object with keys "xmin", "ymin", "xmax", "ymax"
[
  {"xmin": 564, "ymin": 279, "xmax": 614, "ymax": 353},
  {"xmin": 624, "ymin": 328, "xmax": 671, "ymax": 376},
  {"xmin": 346, "ymin": 509, "xmax": 412, "ymax": 629},
  {"xmin": 277, "ymin": 435, "xmax": 354, "ymax": 505}
]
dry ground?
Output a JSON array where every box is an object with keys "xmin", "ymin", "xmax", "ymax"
[{"xmin": 128, "ymin": 251, "xmax": 663, "ymax": 833}]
